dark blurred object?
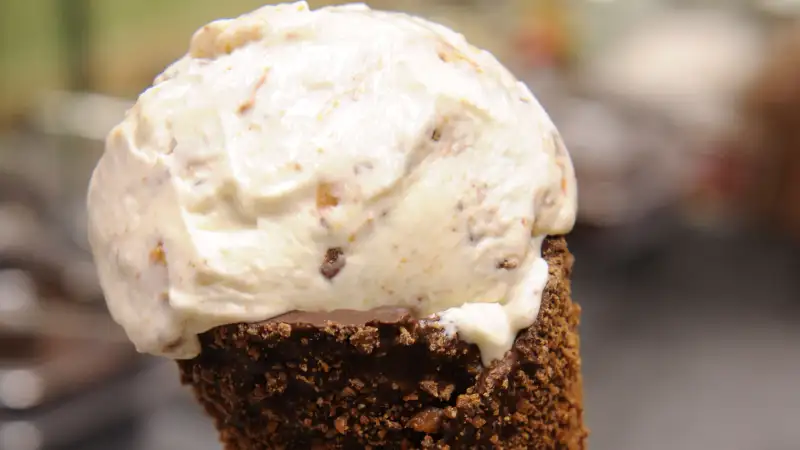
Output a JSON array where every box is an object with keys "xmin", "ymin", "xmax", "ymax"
[
  {"xmin": 736, "ymin": 22, "xmax": 800, "ymax": 243},
  {"xmin": 576, "ymin": 9, "xmax": 762, "ymax": 224},
  {"xmin": 0, "ymin": 339, "xmax": 175, "ymax": 450},
  {"xmin": 0, "ymin": 184, "xmax": 143, "ymax": 450},
  {"xmin": 0, "ymin": 90, "xmax": 133, "ymax": 306},
  {"xmin": 0, "ymin": 168, "xmax": 100, "ymax": 304},
  {"xmin": 554, "ymin": 9, "xmax": 763, "ymax": 264},
  {"xmin": 0, "ymin": 266, "xmax": 135, "ymax": 450},
  {"xmin": 0, "ymin": 85, "xmax": 163, "ymax": 449},
  {"xmin": 0, "ymin": 251, "xmax": 179, "ymax": 450}
]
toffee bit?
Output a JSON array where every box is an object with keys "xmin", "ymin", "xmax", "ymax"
[
  {"xmin": 316, "ymin": 182, "xmax": 339, "ymax": 209},
  {"xmin": 335, "ymin": 416, "xmax": 349, "ymax": 434},
  {"xmin": 238, "ymin": 71, "xmax": 269, "ymax": 114},
  {"xmin": 406, "ymin": 408, "xmax": 444, "ymax": 433},
  {"xmin": 149, "ymin": 241, "xmax": 167, "ymax": 265},
  {"xmin": 431, "ymin": 127, "xmax": 442, "ymax": 142},
  {"xmin": 320, "ymin": 247, "xmax": 346, "ymax": 280},
  {"xmin": 436, "ymin": 41, "xmax": 482, "ymax": 72},
  {"xmin": 497, "ymin": 258, "xmax": 519, "ymax": 270}
]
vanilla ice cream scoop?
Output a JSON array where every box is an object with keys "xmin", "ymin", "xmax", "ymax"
[{"xmin": 87, "ymin": 2, "xmax": 576, "ymax": 363}]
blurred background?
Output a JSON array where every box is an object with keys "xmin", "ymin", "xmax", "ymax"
[{"xmin": 1, "ymin": 0, "xmax": 799, "ymax": 449}]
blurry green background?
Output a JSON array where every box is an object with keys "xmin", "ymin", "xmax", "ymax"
[
  {"xmin": 0, "ymin": 0, "xmax": 534, "ymax": 124},
  {"xmin": 1, "ymin": 0, "xmax": 268, "ymax": 121}
]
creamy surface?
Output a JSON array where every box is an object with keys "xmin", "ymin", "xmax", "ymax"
[{"xmin": 87, "ymin": 2, "xmax": 577, "ymax": 363}]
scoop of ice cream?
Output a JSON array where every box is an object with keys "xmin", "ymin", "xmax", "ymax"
[{"xmin": 87, "ymin": 1, "xmax": 576, "ymax": 363}]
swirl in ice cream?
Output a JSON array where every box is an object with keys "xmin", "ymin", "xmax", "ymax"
[{"xmin": 87, "ymin": 2, "xmax": 577, "ymax": 364}]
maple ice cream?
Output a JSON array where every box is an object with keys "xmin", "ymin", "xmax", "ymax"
[{"xmin": 86, "ymin": 1, "xmax": 577, "ymax": 364}]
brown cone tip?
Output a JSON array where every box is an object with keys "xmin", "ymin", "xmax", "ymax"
[{"xmin": 178, "ymin": 236, "xmax": 586, "ymax": 449}]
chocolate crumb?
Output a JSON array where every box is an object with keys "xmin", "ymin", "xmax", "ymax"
[
  {"xmin": 406, "ymin": 407, "xmax": 444, "ymax": 433},
  {"xmin": 334, "ymin": 416, "xmax": 348, "ymax": 434},
  {"xmin": 419, "ymin": 380, "xmax": 455, "ymax": 401},
  {"xmin": 320, "ymin": 248, "xmax": 346, "ymax": 279},
  {"xmin": 396, "ymin": 327, "xmax": 415, "ymax": 345},
  {"xmin": 349, "ymin": 379, "xmax": 365, "ymax": 391},
  {"xmin": 349, "ymin": 327, "xmax": 379, "ymax": 354},
  {"xmin": 276, "ymin": 323, "xmax": 291, "ymax": 338},
  {"xmin": 542, "ymin": 238, "xmax": 554, "ymax": 254}
]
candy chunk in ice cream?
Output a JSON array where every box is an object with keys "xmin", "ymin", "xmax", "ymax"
[{"xmin": 86, "ymin": 1, "xmax": 577, "ymax": 363}]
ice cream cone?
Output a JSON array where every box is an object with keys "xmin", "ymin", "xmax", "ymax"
[{"xmin": 178, "ymin": 236, "xmax": 585, "ymax": 449}]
